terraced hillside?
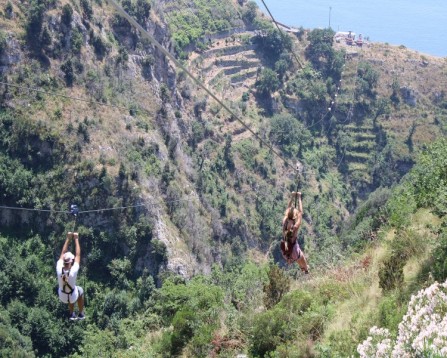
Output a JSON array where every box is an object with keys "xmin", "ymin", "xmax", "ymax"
[
  {"xmin": 167, "ymin": 3, "xmax": 446, "ymax": 200},
  {"xmin": 190, "ymin": 38, "xmax": 260, "ymax": 95},
  {"xmin": 339, "ymin": 124, "xmax": 377, "ymax": 184},
  {"xmin": 333, "ymin": 52, "xmax": 378, "ymax": 185},
  {"xmin": 188, "ymin": 33, "xmax": 263, "ymax": 141},
  {"xmin": 344, "ymin": 42, "xmax": 447, "ymax": 151}
]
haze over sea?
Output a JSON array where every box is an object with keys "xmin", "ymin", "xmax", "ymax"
[{"xmin": 254, "ymin": 0, "xmax": 447, "ymax": 57}]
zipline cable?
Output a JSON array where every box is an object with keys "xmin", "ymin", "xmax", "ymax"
[
  {"xmin": 258, "ymin": 0, "xmax": 304, "ymax": 69},
  {"xmin": 0, "ymin": 81, "xmax": 131, "ymax": 112},
  {"xmin": 0, "ymin": 3, "xmax": 346, "ymax": 173},
  {"xmin": 0, "ymin": 2, "xmax": 367, "ymax": 246},
  {"xmin": 104, "ymin": 0, "xmax": 290, "ymax": 167},
  {"xmin": 0, "ymin": 197, "xmax": 195, "ymax": 216},
  {"xmin": 78, "ymin": 204, "xmax": 146, "ymax": 214},
  {"xmin": 0, "ymin": 205, "xmax": 69, "ymax": 214},
  {"xmin": 2, "ymin": 2, "xmax": 367, "ymax": 177},
  {"xmin": 259, "ymin": 0, "xmax": 350, "ymax": 140}
]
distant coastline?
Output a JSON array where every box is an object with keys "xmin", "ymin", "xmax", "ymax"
[{"xmin": 254, "ymin": 0, "xmax": 447, "ymax": 57}]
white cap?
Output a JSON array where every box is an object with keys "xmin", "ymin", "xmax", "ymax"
[{"xmin": 63, "ymin": 252, "xmax": 75, "ymax": 263}]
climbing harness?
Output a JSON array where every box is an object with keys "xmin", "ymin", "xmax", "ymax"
[{"xmin": 61, "ymin": 267, "xmax": 75, "ymax": 303}]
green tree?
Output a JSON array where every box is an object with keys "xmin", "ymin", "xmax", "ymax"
[
  {"xmin": 170, "ymin": 308, "xmax": 196, "ymax": 355},
  {"xmin": 374, "ymin": 98, "xmax": 391, "ymax": 124},
  {"xmin": 4, "ymin": 1, "xmax": 13, "ymax": 19},
  {"xmin": 256, "ymin": 68, "xmax": 280, "ymax": 96},
  {"xmin": 0, "ymin": 155, "xmax": 34, "ymax": 206},
  {"xmin": 25, "ymin": 0, "xmax": 46, "ymax": 52},
  {"xmin": 263, "ymin": 264, "xmax": 290, "ymax": 309},
  {"xmin": 223, "ymin": 134, "xmax": 234, "ymax": 171},
  {"xmin": 255, "ymin": 27, "xmax": 292, "ymax": 63},
  {"xmin": 269, "ymin": 113, "xmax": 311, "ymax": 156},
  {"xmin": 250, "ymin": 305, "xmax": 299, "ymax": 357},
  {"xmin": 61, "ymin": 4, "xmax": 73, "ymax": 27},
  {"xmin": 306, "ymin": 28, "xmax": 336, "ymax": 75},
  {"xmin": 408, "ymin": 139, "xmax": 447, "ymax": 215},
  {"xmin": 61, "ymin": 59, "xmax": 75, "ymax": 86},
  {"xmin": 70, "ymin": 28, "xmax": 83, "ymax": 54},
  {"xmin": 136, "ymin": 0, "xmax": 151, "ymax": 25},
  {"xmin": 432, "ymin": 227, "xmax": 447, "ymax": 282},
  {"xmin": 0, "ymin": 309, "xmax": 33, "ymax": 357},
  {"xmin": 390, "ymin": 78, "xmax": 401, "ymax": 105},
  {"xmin": 80, "ymin": 0, "xmax": 93, "ymax": 20},
  {"xmin": 242, "ymin": 1, "xmax": 258, "ymax": 24},
  {"xmin": 274, "ymin": 53, "xmax": 290, "ymax": 80},
  {"xmin": 356, "ymin": 62, "xmax": 379, "ymax": 98},
  {"xmin": 379, "ymin": 252, "xmax": 405, "ymax": 292}
]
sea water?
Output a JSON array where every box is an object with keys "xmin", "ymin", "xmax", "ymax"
[{"xmin": 254, "ymin": 0, "xmax": 447, "ymax": 57}]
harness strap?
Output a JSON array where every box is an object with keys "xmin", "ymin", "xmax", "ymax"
[
  {"xmin": 62, "ymin": 281, "xmax": 74, "ymax": 295},
  {"xmin": 61, "ymin": 269, "xmax": 74, "ymax": 303}
]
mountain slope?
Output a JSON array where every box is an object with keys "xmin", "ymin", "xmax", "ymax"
[{"xmin": 0, "ymin": 0, "xmax": 446, "ymax": 355}]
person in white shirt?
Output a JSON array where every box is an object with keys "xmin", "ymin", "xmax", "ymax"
[{"xmin": 56, "ymin": 232, "xmax": 85, "ymax": 320}]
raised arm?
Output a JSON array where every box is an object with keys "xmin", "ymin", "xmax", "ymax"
[
  {"xmin": 59, "ymin": 232, "xmax": 73, "ymax": 260},
  {"xmin": 297, "ymin": 192, "xmax": 303, "ymax": 214},
  {"xmin": 293, "ymin": 193, "xmax": 303, "ymax": 232},
  {"xmin": 282, "ymin": 215, "xmax": 288, "ymax": 234},
  {"xmin": 284, "ymin": 192, "xmax": 296, "ymax": 216},
  {"xmin": 287, "ymin": 192, "xmax": 297, "ymax": 209},
  {"xmin": 73, "ymin": 232, "xmax": 81, "ymax": 264}
]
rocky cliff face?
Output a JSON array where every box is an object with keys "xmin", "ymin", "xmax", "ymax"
[
  {"xmin": 0, "ymin": 34, "xmax": 22, "ymax": 72},
  {"xmin": 1, "ymin": 0, "xmax": 446, "ymax": 281},
  {"xmin": 0, "ymin": 0, "xmax": 209, "ymax": 278}
]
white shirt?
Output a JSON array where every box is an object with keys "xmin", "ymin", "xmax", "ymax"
[{"xmin": 56, "ymin": 259, "xmax": 80, "ymax": 303}]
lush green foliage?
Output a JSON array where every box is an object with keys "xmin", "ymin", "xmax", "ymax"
[
  {"xmin": 0, "ymin": 236, "xmax": 85, "ymax": 356},
  {"xmin": 340, "ymin": 187, "xmax": 391, "ymax": 250},
  {"xmin": 255, "ymin": 68, "xmax": 280, "ymax": 96},
  {"xmin": 431, "ymin": 222, "xmax": 447, "ymax": 282},
  {"xmin": 0, "ymin": 97, "xmax": 445, "ymax": 358},
  {"xmin": 287, "ymin": 66, "xmax": 330, "ymax": 125},
  {"xmin": 166, "ymin": 0, "xmax": 241, "ymax": 56},
  {"xmin": 254, "ymin": 26, "xmax": 293, "ymax": 63},
  {"xmin": 0, "ymin": 107, "xmax": 164, "ymax": 277},
  {"xmin": 241, "ymin": 1, "xmax": 258, "ymax": 24},
  {"xmin": 61, "ymin": 4, "xmax": 73, "ymax": 27},
  {"xmin": 321, "ymin": 139, "xmax": 447, "ymax": 356},
  {"xmin": 305, "ymin": 28, "xmax": 344, "ymax": 79},
  {"xmin": 121, "ymin": 0, "xmax": 151, "ymax": 25},
  {"xmin": 387, "ymin": 139, "xmax": 447, "ymax": 226},
  {"xmin": 1, "ymin": 0, "xmax": 446, "ymax": 355},
  {"xmin": 408, "ymin": 139, "xmax": 447, "ymax": 215},
  {"xmin": 263, "ymin": 264, "xmax": 290, "ymax": 309},
  {"xmin": 268, "ymin": 113, "xmax": 312, "ymax": 156},
  {"xmin": 356, "ymin": 62, "xmax": 379, "ymax": 98},
  {"xmin": 25, "ymin": 0, "xmax": 49, "ymax": 53}
]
